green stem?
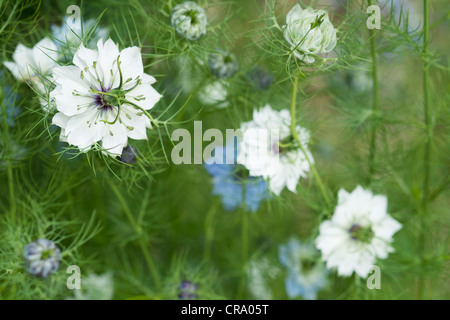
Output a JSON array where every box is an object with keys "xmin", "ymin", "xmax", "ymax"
[
  {"xmin": 109, "ymin": 181, "xmax": 162, "ymax": 290},
  {"xmin": 203, "ymin": 201, "xmax": 218, "ymax": 262},
  {"xmin": 237, "ymin": 209, "xmax": 249, "ymax": 299},
  {"xmin": 368, "ymin": 0, "xmax": 379, "ymax": 180},
  {"xmin": 2, "ymin": 108, "xmax": 16, "ymax": 218},
  {"xmin": 417, "ymin": 0, "xmax": 431, "ymax": 300},
  {"xmin": 290, "ymin": 73, "xmax": 332, "ymax": 211}
]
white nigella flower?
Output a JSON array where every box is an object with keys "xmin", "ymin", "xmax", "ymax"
[
  {"xmin": 51, "ymin": 38, "xmax": 162, "ymax": 156},
  {"xmin": 283, "ymin": 4, "xmax": 337, "ymax": 64},
  {"xmin": 68, "ymin": 272, "xmax": 114, "ymax": 300},
  {"xmin": 24, "ymin": 239, "xmax": 61, "ymax": 278},
  {"xmin": 198, "ymin": 80, "xmax": 230, "ymax": 108},
  {"xmin": 237, "ymin": 105, "xmax": 312, "ymax": 195},
  {"xmin": 171, "ymin": 1, "xmax": 207, "ymax": 41},
  {"xmin": 315, "ymin": 186, "xmax": 402, "ymax": 278},
  {"xmin": 208, "ymin": 49, "xmax": 238, "ymax": 79},
  {"xmin": 279, "ymin": 238, "xmax": 327, "ymax": 300},
  {"xmin": 247, "ymin": 257, "xmax": 279, "ymax": 300},
  {"xmin": 4, "ymin": 38, "xmax": 58, "ymax": 89}
]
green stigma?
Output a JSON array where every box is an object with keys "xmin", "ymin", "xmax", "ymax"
[{"xmin": 349, "ymin": 224, "xmax": 374, "ymax": 244}]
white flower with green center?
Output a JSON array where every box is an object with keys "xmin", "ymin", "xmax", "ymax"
[
  {"xmin": 4, "ymin": 38, "xmax": 58, "ymax": 90},
  {"xmin": 283, "ymin": 4, "xmax": 337, "ymax": 64},
  {"xmin": 237, "ymin": 105, "xmax": 312, "ymax": 195},
  {"xmin": 315, "ymin": 186, "xmax": 402, "ymax": 278},
  {"xmin": 171, "ymin": 1, "xmax": 207, "ymax": 41},
  {"xmin": 51, "ymin": 38, "xmax": 162, "ymax": 156}
]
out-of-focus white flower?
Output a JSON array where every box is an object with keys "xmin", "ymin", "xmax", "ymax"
[
  {"xmin": 247, "ymin": 67, "xmax": 274, "ymax": 91},
  {"xmin": 23, "ymin": 239, "xmax": 61, "ymax": 278},
  {"xmin": 50, "ymin": 38, "xmax": 162, "ymax": 157},
  {"xmin": 69, "ymin": 272, "xmax": 114, "ymax": 300},
  {"xmin": 175, "ymin": 55, "xmax": 203, "ymax": 94},
  {"xmin": 247, "ymin": 257, "xmax": 279, "ymax": 300},
  {"xmin": 380, "ymin": 0, "xmax": 422, "ymax": 32},
  {"xmin": 171, "ymin": 1, "xmax": 207, "ymax": 40},
  {"xmin": 51, "ymin": 17, "xmax": 108, "ymax": 52},
  {"xmin": 237, "ymin": 105, "xmax": 312, "ymax": 195},
  {"xmin": 283, "ymin": 4, "xmax": 337, "ymax": 64},
  {"xmin": 4, "ymin": 38, "xmax": 58, "ymax": 86},
  {"xmin": 208, "ymin": 49, "xmax": 238, "ymax": 79},
  {"xmin": 347, "ymin": 66, "xmax": 373, "ymax": 92},
  {"xmin": 198, "ymin": 80, "xmax": 230, "ymax": 108},
  {"xmin": 279, "ymin": 238, "xmax": 327, "ymax": 300},
  {"xmin": 315, "ymin": 186, "xmax": 402, "ymax": 278}
]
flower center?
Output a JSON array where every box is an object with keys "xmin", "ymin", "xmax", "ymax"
[
  {"xmin": 95, "ymin": 93, "xmax": 114, "ymax": 112},
  {"xmin": 186, "ymin": 10, "xmax": 198, "ymax": 25},
  {"xmin": 232, "ymin": 167, "xmax": 249, "ymax": 181},
  {"xmin": 310, "ymin": 13, "xmax": 325, "ymax": 30},
  {"xmin": 300, "ymin": 258, "xmax": 316, "ymax": 274},
  {"xmin": 349, "ymin": 224, "xmax": 374, "ymax": 243},
  {"xmin": 41, "ymin": 249, "xmax": 53, "ymax": 260},
  {"xmin": 272, "ymin": 135, "xmax": 297, "ymax": 155},
  {"xmin": 94, "ymin": 88, "xmax": 125, "ymax": 113}
]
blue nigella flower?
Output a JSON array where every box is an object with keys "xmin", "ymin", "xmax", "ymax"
[
  {"xmin": 204, "ymin": 144, "xmax": 270, "ymax": 212},
  {"xmin": 178, "ymin": 280, "xmax": 199, "ymax": 300},
  {"xmin": 247, "ymin": 66, "xmax": 274, "ymax": 90},
  {"xmin": 278, "ymin": 238, "xmax": 327, "ymax": 300},
  {"xmin": 119, "ymin": 145, "xmax": 138, "ymax": 165}
]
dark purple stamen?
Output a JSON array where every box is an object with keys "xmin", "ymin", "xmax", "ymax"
[{"xmin": 94, "ymin": 87, "xmax": 114, "ymax": 112}]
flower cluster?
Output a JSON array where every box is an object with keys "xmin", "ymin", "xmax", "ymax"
[{"xmin": 1, "ymin": 1, "xmax": 410, "ymax": 297}]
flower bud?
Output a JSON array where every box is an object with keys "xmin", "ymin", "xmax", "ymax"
[
  {"xmin": 171, "ymin": 2, "xmax": 207, "ymax": 41},
  {"xmin": 24, "ymin": 239, "xmax": 61, "ymax": 278},
  {"xmin": 208, "ymin": 49, "xmax": 238, "ymax": 79},
  {"xmin": 283, "ymin": 4, "xmax": 337, "ymax": 64}
]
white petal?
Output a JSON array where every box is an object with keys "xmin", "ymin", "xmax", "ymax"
[
  {"xmin": 73, "ymin": 42, "xmax": 98, "ymax": 70},
  {"xmin": 101, "ymin": 121, "xmax": 128, "ymax": 156},
  {"xmin": 32, "ymin": 37, "xmax": 58, "ymax": 73},
  {"xmin": 125, "ymin": 83, "xmax": 162, "ymax": 111},
  {"xmin": 119, "ymin": 46, "xmax": 143, "ymax": 84},
  {"xmin": 120, "ymin": 106, "xmax": 151, "ymax": 140},
  {"xmin": 52, "ymin": 112, "xmax": 70, "ymax": 129},
  {"xmin": 65, "ymin": 110, "xmax": 104, "ymax": 149},
  {"xmin": 97, "ymin": 38, "xmax": 120, "ymax": 89}
]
